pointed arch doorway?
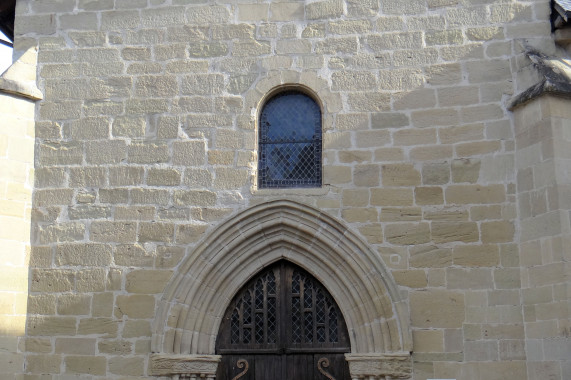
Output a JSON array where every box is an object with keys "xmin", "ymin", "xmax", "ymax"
[
  {"xmin": 216, "ymin": 261, "xmax": 351, "ymax": 380},
  {"xmin": 150, "ymin": 200, "xmax": 413, "ymax": 379}
]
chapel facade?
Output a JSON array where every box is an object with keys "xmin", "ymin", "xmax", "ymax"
[{"xmin": 1, "ymin": 0, "xmax": 571, "ymax": 379}]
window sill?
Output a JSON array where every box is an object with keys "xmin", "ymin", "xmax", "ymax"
[{"xmin": 251, "ymin": 185, "xmax": 331, "ymax": 197}]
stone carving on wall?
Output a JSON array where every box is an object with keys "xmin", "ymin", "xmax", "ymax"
[{"xmin": 345, "ymin": 353, "xmax": 412, "ymax": 379}]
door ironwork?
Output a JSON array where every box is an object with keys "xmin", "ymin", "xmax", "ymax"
[{"xmin": 216, "ymin": 261, "xmax": 351, "ymax": 379}]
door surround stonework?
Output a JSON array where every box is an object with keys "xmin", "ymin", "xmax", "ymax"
[{"xmin": 150, "ymin": 200, "xmax": 412, "ymax": 379}]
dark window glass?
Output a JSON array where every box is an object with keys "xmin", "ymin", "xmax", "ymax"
[{"xmin": 258, "ymin": 91, "xmax": 322, "ymax": 188}]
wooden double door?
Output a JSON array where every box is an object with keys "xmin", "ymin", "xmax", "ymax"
[{"xmin": 216, "ymin": 261, "xmax": 351, "ymax": 380}]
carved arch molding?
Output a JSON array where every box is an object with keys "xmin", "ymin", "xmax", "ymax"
[{"xmin": 150, "ymin": 200, "xmax": 412, "ymax": 379}]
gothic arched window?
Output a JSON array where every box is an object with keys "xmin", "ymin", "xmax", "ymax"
[{"xmin": 258, "ymin": 91, "xmax": 322, "ymax": 188}]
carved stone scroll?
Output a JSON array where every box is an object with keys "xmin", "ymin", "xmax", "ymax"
[
  {"xmin": 345, "ymin": 353, "xmax": 412, "ymax": 379},
  {"xmin": 150, "ymin": 354, "xmax": 221, "ymax": 377}
]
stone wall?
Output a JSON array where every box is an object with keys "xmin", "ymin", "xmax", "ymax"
[
  {"xmin": 0, "ymin": 47, "xmax": 41, "ymax": 379},
  {"xmin": 514, "ymin": 95, "xmax": 571, "ymax": 380},
  {"xmin": 10, "ymin": 0, "xmax": 570, "ymax": 379}
]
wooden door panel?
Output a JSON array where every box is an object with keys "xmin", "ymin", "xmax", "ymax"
[
  {"xmin": 314, "ymin": 354, "xmax": 350, "ymax": 380},
  {"xmin": 285, "ymin": 354, "xmax": 314, "ymax": 380},
  {"xmin": 216, "ymin": 261, "xmax": 351, "ymax": 380}
]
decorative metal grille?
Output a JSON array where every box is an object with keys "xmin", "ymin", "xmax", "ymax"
[
  {"xmin": 230, "ymin": 270, "xmax": 277, "ymax": 345},
  {"xmin": 290, "ymin": 269, "xmax": 339, "ymax": 345},
  {"xmin": 222, "ymin": 262, "xmax": 346, "ymax": 350},
  {"xmin": 259, "ymin": 91, "xmax": 322, "ymax": 188}
]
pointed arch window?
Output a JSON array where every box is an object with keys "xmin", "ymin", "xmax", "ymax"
[{"xmin": 258, "ymin": 90, "xmax": 322, "ymax": 188}]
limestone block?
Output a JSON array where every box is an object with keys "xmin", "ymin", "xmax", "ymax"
[
  {"xmin": 371, "ymin": 188, "xmax": 414, "ymax": 206},
  {"xmin": 109, "ymin": 166, "xmax": 145, "ymax": 186},
  {"xmin": 186, "ymin": 5, "xmax": 230, "ymax": 24},
  {"xmin": 172, "ymin": 140, "xmax": 207, "ymax": 166},
  {"xmin": 355, "ymin": 130, "xmax": 391, "ymax": 148},
  {"xmin": 34, "ymin": 189, "xmax": 74, "ymax": 207},
  {"xmin": 331, "ymin": 71, "xmax": 377, "ymax": 91},
  {"xmin": 99, "ymin": 188, "xmax": 129, "ymax": 204},
  {"xmin": 38, "ymin": 142, "xmax": 83, "ymax": 166},
  {"xmin": 57, "ymin": 294, "xmax": 91, "ymax": 316},
  {"xmin": 432, "ymin": 222, "xmax": 479, "ymax": 243},
  {"xmin": 380, "ymin": 207, "xmax": 422, "ymax": 222},
  {"xmin": 126, "ymin": 270, "xmax": 172, "ymax": 294},
  {"xmin": 481, "ymin": 221, "xmax": 515, "ymax": 243},
  {"xmin": 368, "ymin": 32, "xmax": 423, "ymax": 51},
  {"xmin": 92, "ymin": 292, "xmax": 114, "ymax": 317},
  {"xmin": 393, "ymin": 89, "xmax": 437, "ymax": 111},
  {"xmin": 348, "ymin": 93, "xmax": 391, "ymax": 112},
  {"xmin": 452, "ymin": 245, "xmax": 500, "ymax": 267},
  {"xmin": 413, "ymin": 329, "xmax": 444, "ymax": 352},
  {"xmin": 90, "ymin": 221, "xmax": 137, "ymax": 243},
  {"xmin": 115, "ymin": 244, "xmax": 155, "ymax": 267},
  {"xmin": 451, "ymin": 158, "xmax": 481, "ymax": 183},
  {"xmin": 329, "ymin": 20, "xmax": 372, "ymax": 35},
  {"xmin": 128, "ymin": 142, "xmax": 169, "ymax": 164},
  {"xmin": 306, "ymin": 0, "xmax": 344, "ymax": 20},
  {"xmin": 342, "ymin": 189, "xmax": 369, "ymax": 207},
  {"xmin": 85, "ymin": 140, "xmax": 127, "ymax": 165},
  {"xmin": 393, "ymin": 270, "xmax": 428, "ymax": 288},
  {"xmin": 382, "ymin": 164, "xmax": 421, "ymax": 186},
  {"xmin": 464, "ymin": 340, "xmax": 499, "ymax": 361},
  {"xmin": 214, "ymin": 168, "xmax": 249, "ymax": 189},
  {"xmin": 425, "ymin": 63, "xmax": 462, "ymax": 85},
  {"xmin": 24, "ymin": 338, "xmax": 52, "ymax": 353},
  {"xmin": 315, "ymin": 37, "xmax": 358, "ymax": 55},
  {"xmin": 385, "ymin": 223, "xmax": 430, "ymax": 245},
  {"xmin": 26, "ymin": 354, "xmax": 61, "ymax": 374},
  {"xmin": 98, "ymin": 339, "xmax": 132, "ymax": 354},
  {"xmin": 27, "ymin": 294, "xmax": 55, "ymax": 315},
  {"xmin": 493, "ymin": 268, "xmax": 521, "ymax": 289},
  {"xmin": 112, "ymin": 116, "xmax": 146, "ymax": 137},
  {"xmin": 123, "ymin": 320, "xmax": 152, "ymax": 338},
  {"xmin": 338, "ymin": 150, "xmax": 372, "ymax": 163},
  {"xmin": 77, "ymin": 318, "xmax": 118, "ymax": 338},
  {"xmin": 108, "ymin": 356, "xmax": 145, "ymax": 376},
  {"xmin": 176, "ymin": 224, "xmax": 209, "ymax": 244},
  {"xmin": 415, "ymin": 186, "xmax": 443, "ymax": 205},
  {"xmin": 341, "ymin": 208, "xmax": 378, "ymax": 223},
  {"xmin": 440, "ymin": 124, "xmax": 484, "ymax": 144},
  {"xmin": 357, "ymin": 224, "xmax": 383, "ymax": 244},
  {"xmin": 56, "ymin": 244, "xmax": 112, "ymax": 266},
  {"xmin": 456, "ymin": 140, "xmax": 501, "ymax": 157},
  {"xmin": 69, "ymin": 167, "xmax": 106, "ymax": 188},
  {"xmin": 412, "ymin": 108, "xmax": 459, "ymax": 128},
  {"xmin": 183, "ymin": 168, "xmax": 212, "ymax": 187},
  {"xmin": 115, "ymin": 295, "xmax": 155, "ymax": 318},
  {"xmin": 139, "ymin": 222, "xmax": 175, "ymax": 243},
  {"xmin": 410, "ymin": 290, "xmax": 465, "ymax": 328},
  {"xmin": 131, "ymin": 189, "xmax": 170, "ymax": 205},
  {"xmin": 76, "ymin": 268, "xmax": 107, "ymax": 292},
  {"xmin": 38, "ymin": 222, "xmax": 85, "ymax": 244},
  {"xmin": 353, "ymin": 164, "xmax": 380, "ymax": 187},
  {"xmin": 446, "ymin": 184, "xmax": 505, "ymax": 204},
  {"xmin": 409, "ymin": 246, "xmax": 452, "ymax": 268},
  {"xmin": 393, "ymin": 128, "xmax": 437, "ymax": 146},
  {"xmin": 446, "ymin": 268, "xmax": 493, "ymax": 290},
  {"xmin": 379, "ymin": 68, "xmax": 425, "ymax": 90},
  {"xmin": 27, "ymin": 316, "xmax": 77, "ymax": 336},
  {"xmin": 147, "ymin": 168, "xmax": 182, "ymax": 186},
  {"xmin": 16, "ymin": 14, "xmax": 57, "ymax": 35},
  {"xmin": 65, "ymin": 355, "xmax": 107, "ymax": 375}
]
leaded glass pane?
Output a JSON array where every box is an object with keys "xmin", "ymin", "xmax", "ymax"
[{"xmin": 259, "ymin": 91, "xmax": 322, "ymax": 188}]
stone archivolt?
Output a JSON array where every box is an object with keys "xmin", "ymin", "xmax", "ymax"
[{"xmin": 150, "ymin": 200, "xmax": 412, "ymax": 378}]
